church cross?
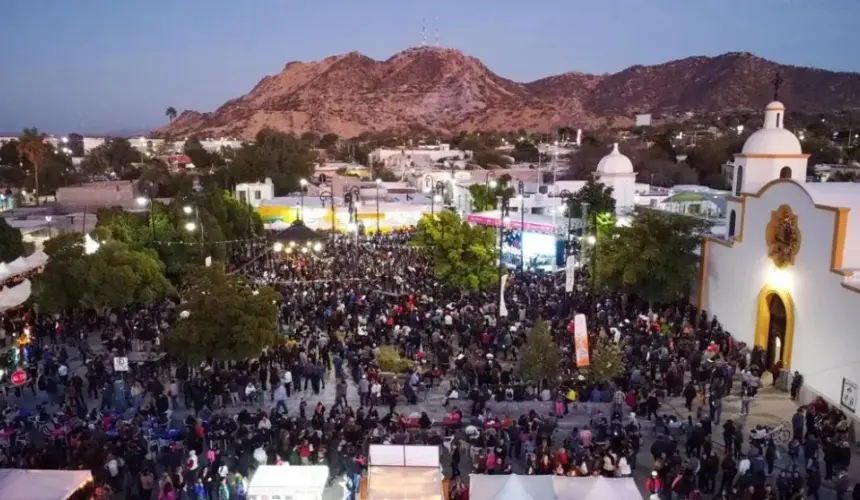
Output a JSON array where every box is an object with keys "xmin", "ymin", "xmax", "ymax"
[{"xmin": 772, "ymin": 72, "xmax": 783, "ymax": 101}]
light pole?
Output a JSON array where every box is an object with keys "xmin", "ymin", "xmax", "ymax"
[
  {"xmin": 517, "ymin": 180, "xmax": 525, "ymax": 272},
  {"xmin": 483, "ymin": 171, "xmax": 497, "ymax": 211},
  {"xmin": 299, "ymin": 178, "xmax": 308, "ymax": 222},
  {"xmin": 559, "ymin": 190, "xmax": 575, "ymax": 256},
  {"xmin": 319, "ymin": 188, "xmax": 335, "ymax": 233},
  {"xmin": 136, "ymin": 196, "xmax": 154, "ymax": 240},
  {"xmin": 44, "ymin": 215, "xmax": 53, "ymax": 238},
  {"xmin": 344, "ymin": 186, "xmax": 361, "ymax": 240},
  {"xmin": 184, "ymin": 205, "xmax": 204, "ymax": 243},
  {"xmin": 375, "ymin": 178, "xmax": 382, "ymax": 234},
  {"xmin": 497, "ymin": 195, "xmax": 512, "ymax": 318}
]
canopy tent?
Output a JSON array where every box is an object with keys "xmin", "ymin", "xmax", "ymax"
[
  {"xmin": 0, "ymin": 279, "xmax": 32, "ymax": 313},
  {"xmin": 0, "ymin": 251, "xmax": 49, "ymax": 283},
  {"xmin": 0, "ymin": 469, "xmax": 92, "ymax": 500},
  {"xmin": 248, "ymin": 465, "xmax": 328, "ymax": 500},
  {"xmin": 469, "ymin": 474, "xmax": 643, "ymax": 500},
  {"xmin": 271, "ymin": 221, "xmax": 326, "ymax": 244},
  {"xmin": 367, "ymin": 466, "xmax": 443, "ymax": 500}
]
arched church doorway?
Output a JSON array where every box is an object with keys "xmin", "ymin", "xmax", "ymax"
[{"xmin": 754, "ymin": 287, "xmax": 795, "ymax": 370}]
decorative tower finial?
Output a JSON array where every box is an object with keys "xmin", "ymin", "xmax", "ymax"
[{"xmin": 772, "ymin": 71, "xmax": 783, "ymax": 101}]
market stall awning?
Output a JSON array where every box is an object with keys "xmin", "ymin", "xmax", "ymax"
[
  {"xmin": 271, "ymin": 221, "xmax": 326, "ymax": 243},
  {"xmin": 468, "ymin": 474, "xmax": 643, "ymax": 500},
  {"xmin": 0, "ymin": 469, "xmax": 92, "ymax": 500}
]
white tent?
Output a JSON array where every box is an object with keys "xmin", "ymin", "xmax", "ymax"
[
  {"xmin": 0, "ymin": 469, "xmax": 92, "ymax": 500},
  {"xmin": 0, "ymin": 279, "xmax": 32, "ymax": 313},
  {"xmin": 248, "ymin": 464, "xmax": 328, "ymax": 500},
  {"xmin": 0, "ymin": 251, "xmax": 49, "ymax": 283},
  {"xmin": 469, "ymin": 475, "xmax": 643, "ymax": 500}
]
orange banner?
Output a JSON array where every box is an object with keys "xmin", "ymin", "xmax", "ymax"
[{"xmin": 574, "ymin": 314, "xmax": 590, "ymax": 367}]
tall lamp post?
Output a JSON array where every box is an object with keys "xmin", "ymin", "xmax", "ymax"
[
  {"xmin": 299, "ymin": 178, "xmax": 308, "ymax": 222},
  {"xmin": 375, "ymin": 178, "xmax": 382, "ymax": 234},
  {"xmin": 319, "ymin": 188, "xmax": 335, "ymax": 233},
  {"xmin": 559, "ymin": 190, "xmax": 575, "ymax": 256},
  {"xmin": 516, "ymin": 180, "xmax": 525, "ymax": 272},
  {"xmin": 344, "ymin": 186, "xmax": 361, "ymax": 241},
  {"xmin": 183, "ymin": 204, "xmax": 204, "ymax": 243},
  {"xmin": 136, "ymin": 196, "xmax": 154, "ymax": 241},
  {"xmin": 497, "ymin": 194, "xmax": 512, "ymax": 318},
  {"xmin": 483, "ymin": 171, "xmax": 497, "ymax": 211}
]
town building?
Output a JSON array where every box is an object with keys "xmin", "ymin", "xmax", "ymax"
[{"xmin": 699, "ymin": 101, "xmax": 860, "ymax": 411}]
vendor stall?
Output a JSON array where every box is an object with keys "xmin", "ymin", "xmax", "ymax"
[
  {"xmin": 0, "ymin": 469, "xmax": 93, "ymax": 500},
  {"xmin": 248, "ymin": 465, "xmax": 329, "ymax": 500}
]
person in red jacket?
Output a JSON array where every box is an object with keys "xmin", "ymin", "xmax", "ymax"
[{"xmin": 645, "ymin": 471, "xmax": 662, "ymax": 495}]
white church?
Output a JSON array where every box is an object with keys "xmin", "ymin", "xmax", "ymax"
[{"xmin": 699, "ymin": 101, "xmax": 860, "ymax": 411}]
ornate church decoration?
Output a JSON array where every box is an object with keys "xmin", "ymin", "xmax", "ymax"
[{"xmin": 766, "ymin": 204, "xmax": 801, "ymax": 268}]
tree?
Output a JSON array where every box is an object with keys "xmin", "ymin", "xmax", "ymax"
[
  {"xmin": 518, "ymin": 319, "xmax": 560, "ymax": 384},
  {"xmin": 183, "ymin": 138, "xmax": 212, "ymax": 168},
  {"xmin": 227, "ymin": 129, "xmax": 316, "ymax": 195},
  {"xmin": 318, "ymin": 133, "xmax": 339, "ymax": 149},
  {"xmin": 0, "ymin": 218, "xmax": 25, "ymax": 262},
  {"xmin": 167, "ymin": 267, "xmax": 279, "ymax": 363},
  {"xmin": 594, "ymin": 207, "xmax": 711, "ymax": 305},
  {"xmin": 580, "ymin": 336, "xmax": 625, "ymax": 383},
  {"xmin": 18, "ymin": 128, "xmax": 49, "ymax": 204},
  {"xmin": 410, "ymin": 211, "xmax": 498, "ymax": 292},
  {"xmin": 376, "ymin": 345, "xmax": 412, "ymax": 373},
  {"xmin": 81, "ymin": 139, "xmax": 142, "ymax": 179},
  {"xmin": 165, "ymin": 107, "xmax": 178, "ymax": 122},
  {"xmin": 0, "ymin": 139, "xmax": 21, "ymax": 165},
  {"xmin": 467, "ymin": 182, "xmax": 515, "ymax": 211},
  {"xmin": 34, "ymin": 237, "xmax": 173, "ymax": 313},
  {"xmin": 568, "ymin": 178, "xmax": 616, "ymax": 221},
  {"xmin": 75, "ymin": 243, "xmax": 173, "ymax": 310}
]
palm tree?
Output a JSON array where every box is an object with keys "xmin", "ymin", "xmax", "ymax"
[
  {"xmin": 18, "ymin": 128, "xmax": 49, "ymax": 205},
  {"xmin": 165, "ymin": 107, "xmax": 178, "ymax": 122}
]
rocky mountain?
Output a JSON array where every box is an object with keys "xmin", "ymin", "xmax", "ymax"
[{"xmin": 157, "ymin": 48, "xmax": 860, "ymax": 139}]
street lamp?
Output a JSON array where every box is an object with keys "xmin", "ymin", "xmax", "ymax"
[
  {"xmin": 516, "ymin": 180, "xmax": 525, "ymax": 272},
  {"xmin": 299, "ymin": 178, "xmax": 308, "ymax": 222},
  {"xmin": 183, "ymin": 205, "xmax": 203, "ymax": 242},
  {"xmin": 497, "ymin": 194, "xmax": 512, "ymax": 318},
  {"xmin": 273, "ymin": 242, "xmax": 284, "ymax": 253},
  {"xmin": 559, "ymin": 189, "xmax": 575, "ymax": 256},
  {"xmin": 184, "ymin": 221, "xmax": 196, "ymax": 232},
  {"xmin": 375, "ymin": 178, "xmax": 382, "ymax": 234},
  {"xmin": 137, "ymin": 197, "xmax": 154, "ymax": 240},
  {"xmin": 319, "ymin": 188, "xmax": 335, "ymax": 233},
  {"xmin": 44, "ymin": 215, "xmax": 53, "ymax": 238},
  {"xmin": 344, "ymin": 185, "xmax": 361, "ymax": 240}
]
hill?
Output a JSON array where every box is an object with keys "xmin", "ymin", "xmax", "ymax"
[{"xmin": 157, "ymin": 48, "xmax": 860, "ymax": 139}]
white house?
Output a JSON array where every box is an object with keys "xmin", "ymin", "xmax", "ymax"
[
  {"xmin": 700, "ymin": 101, "xmax": 860, "ymax": 411},
  {"xmin": 235, "ymin": 178, "xmax": 275, "ymax": 208}
]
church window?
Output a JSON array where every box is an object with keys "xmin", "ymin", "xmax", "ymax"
[
  {"xmin": 779, "ymin": 166, "xmax": 792, "ymax": 179},
  {"xmin": 735, "ymin": 166, "xmax": 744, "ymax": 196},
  {"xmin": 776, "ymin": 112, "xmax": 782, "ymax": 128},
  {"xmin": 728, "ymin": 210, "xmax": 737, "ymax": 238}
]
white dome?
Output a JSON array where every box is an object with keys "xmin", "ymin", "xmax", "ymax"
[
  {"xmin": 596, "ymin": 143, "xmax": 634, "ymax": 175},
  {"xmin": 742, "ymin": 129, "xmax": 802, "ymax": 155},
  {"xmin": 741, "ymin": 101, "xmax": 802, "ymax": 155}
]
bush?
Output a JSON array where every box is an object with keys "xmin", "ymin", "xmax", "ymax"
[{"xmin": 376, "ymin": 345, "xmax": 413, "ymax": 373}]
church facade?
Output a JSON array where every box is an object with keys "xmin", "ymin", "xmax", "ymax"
[{"xmin": 699, "ymin": 101, "xmax": 860, "ymax": 410}]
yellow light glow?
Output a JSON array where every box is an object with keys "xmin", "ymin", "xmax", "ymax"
[{"xmin": 768, "ymin": 266, "xmax": 792, "ymax": 291}]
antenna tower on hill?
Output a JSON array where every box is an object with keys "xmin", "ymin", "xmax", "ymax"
[
  {"xmin": 421, "ymin": 18, "xmax": 428, "ymax": 47},
  {"xmin": 435, "ymin": 16, "xmax": 441, "ymax": 47}
]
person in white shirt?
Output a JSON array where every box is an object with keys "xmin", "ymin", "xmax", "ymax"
[
  {"xmin": 370, "ymin": 381, "xmax": 382, "ymax": 406},
  {"xmin": 245, "ymin": 382, "xmax": 257, "ymax": 405},
  {"xmin": 258, "ymin": 415, "xmax": 272, "ymax": 430},
  {"xmin": 283, "ymin": 371, "xmax": 293, "ymax": 397},
  {"xmin": 253, "ymin": 445, "xmax": 268, "ymax": 466}
]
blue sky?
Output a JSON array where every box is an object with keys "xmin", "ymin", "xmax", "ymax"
[{"xmin": 1, "ymin": 0, "xmax": 857, "ymax": 134}]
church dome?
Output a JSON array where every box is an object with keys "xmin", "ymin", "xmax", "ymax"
[
  {"xmin": 596, "ymin": 143, "xmax": 634, "ymax": 175},
  {"xmin": 741, "ymin": 101, "xmax": 802, "ymax": 156}
]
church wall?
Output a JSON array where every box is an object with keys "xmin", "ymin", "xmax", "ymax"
[{"xmin": 704, "ymin": 181, "xmax": 860, "ymax": 407}]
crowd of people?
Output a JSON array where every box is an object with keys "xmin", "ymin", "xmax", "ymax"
[{"xmin": 0, "ymin": 230, "xmax": 858, "ymax": 500}]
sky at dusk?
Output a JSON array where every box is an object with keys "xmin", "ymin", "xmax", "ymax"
[{"xmin": 1, "ymin": 0, "xmax": 857, "ymax": 134}]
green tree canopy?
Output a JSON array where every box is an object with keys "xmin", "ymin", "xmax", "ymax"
[
  {"xmin": 410, "ymin": 211, "xmax": 498, "ymax": 292},
  {"xmin": 567, "ymin": 178, "xmax": 616, "ymax": 220},
  {"xmin": 227, "ymin": 129, "xmax": 317, "ymax": 195},
  {"xmin": 184, "ymin": 138, "xmax": 213, "ymax": 168},
  {"xmin": 167, "ymin": 267, "xmax": 280, "ymax": 363},
  {"xmin": 594, "ymin": 207, "xmax": 711, "ymax": 305},
  {"xmin": 468, "ymin": 182, "xmax": 515, "ymax": 211},
  {"xmin": 81, "ymin": 139, "xmax": 142, "ymax": 179},
  {"xmin": 580, "ymin": 336, "xmax": 625, "ymax": 383},
  {"xmin": 34, "ymin": 238, "xmax": 173, "ymax": 313},
  {"xmin": 0, "ymin": 218, "xmax": 25, "ymax": 262},
  {"xmin": 518, "ymin": 319, "xmax": 561, "ymax": 384}
]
